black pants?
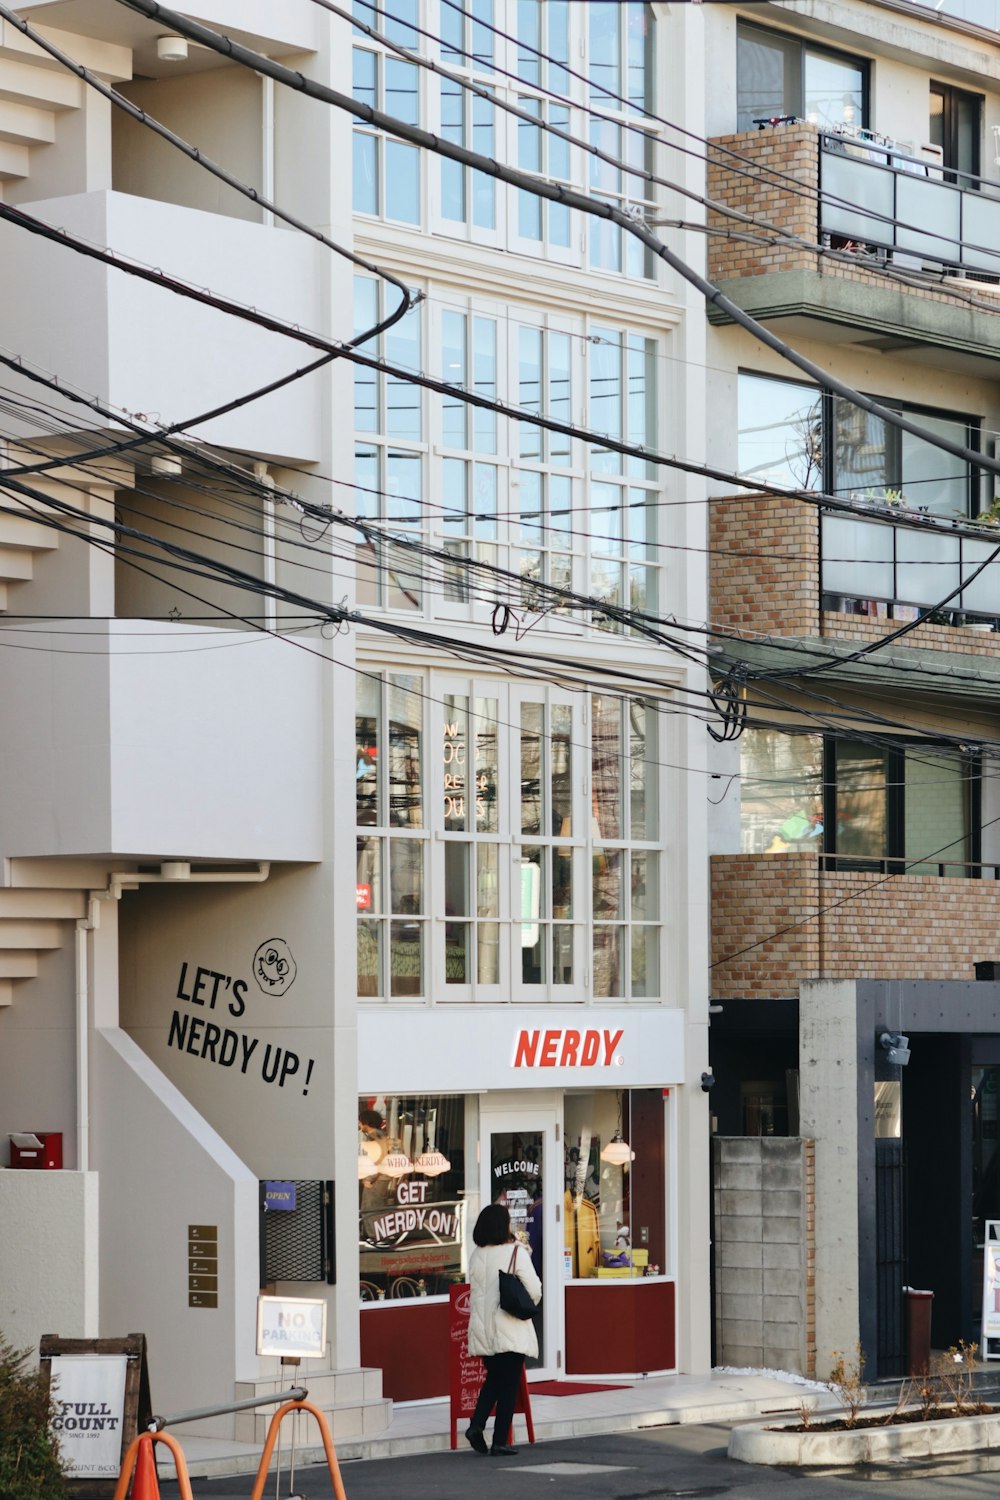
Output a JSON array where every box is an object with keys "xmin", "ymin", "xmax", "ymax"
[{"xmin": 471, "ymin": 1352, "xmax": 524, "ymax": 1447}]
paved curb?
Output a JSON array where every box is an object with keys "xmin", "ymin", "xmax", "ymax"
[
  {"xmin": 729, "ymin": 1406, "xmax": 1000, "ymax": 1469},
  {"xmin": 179, "ymin": 1392, "xmax": 817, "ymax": 1479}
]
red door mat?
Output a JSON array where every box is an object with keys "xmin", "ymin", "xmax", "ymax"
[{"xmin": 529, "ymin": 1381, "xmax": 631, "ymax": 1396}]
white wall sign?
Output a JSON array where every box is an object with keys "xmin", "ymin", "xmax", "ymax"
[
  {"xmin": 256, "ymin": 1294, "xmax": 327, "ymax": 1359},
  {"xmin": 983, "ymin": 1219, "xmax": 1000, "ymax": 1357},
  {"xmin": 49, "ymin": 1355, "xmax": 128, "ymax": 1478},
  {"xmin": 358, "ymin": 1006, "xmax": 685, "ymax": 1093}
]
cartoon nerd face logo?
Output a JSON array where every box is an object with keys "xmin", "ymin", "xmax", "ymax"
[{"xmin": 253, "ymin": 938, "xmax": 297, "ymax": 996}]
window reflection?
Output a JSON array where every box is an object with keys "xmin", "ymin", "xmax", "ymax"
[
  {"xmin": 564, "ymin": 1090, "xmax": 666, "ymax": 1278},
  {"xmin": 358, "ymin": 1095, "xmax": 466, "ymax": 1300}
]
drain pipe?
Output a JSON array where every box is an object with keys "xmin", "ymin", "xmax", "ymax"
[
  {"xmin": 105, "ymin": 862, "xmax": 271, "ymax": 902},
  {"xmin": 75, "ymin": 895, "xmax": 100, "ymax": 1173}
]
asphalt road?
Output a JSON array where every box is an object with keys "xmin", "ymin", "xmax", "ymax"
[{"xmin": 157, "ymin": 1421, "xmax": 1000, "ymax": 1500}]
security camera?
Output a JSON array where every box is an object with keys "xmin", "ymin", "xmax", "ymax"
[
  {"xmin": 701, "ymin": 1070, "xmax": 716, "ymax": 1093},
  {"xmin": 880, "ymin": 1032, "xmax": 910, "ymax": 1067}
]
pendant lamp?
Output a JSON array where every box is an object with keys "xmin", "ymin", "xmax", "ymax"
[{"xmin": 600, "ymin": 1092, "xmax": 635, "ymax": 1166}]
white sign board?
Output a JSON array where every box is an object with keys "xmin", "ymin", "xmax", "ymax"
[
  {"xmin": 358, "ymin": 1005, "xmax": 685, "ymax": 1093},
  {"xmin": 49, "ymin": 1355, "xmax": 128, "ymax": 1478},
  {"xmin": 256, "ymin": 1294, "xmax": 327, "ymax": 1359},
  {"xmin": 983, "ymin": 1220, "xmax": 1000, "ymax": 1357}
]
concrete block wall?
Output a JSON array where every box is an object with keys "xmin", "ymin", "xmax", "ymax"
[
  {"xmin": 711, "ymin": 854, "xmax": 1000, "ymax": 998},
  {"xmin": 713, "ymin": 1136, "xmax": 815, "ymax": 1376}
]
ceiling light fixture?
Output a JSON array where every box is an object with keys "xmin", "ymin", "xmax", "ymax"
[{"xmin": 157, "ymin": 35, "xmax": 188, "ymax": 62}]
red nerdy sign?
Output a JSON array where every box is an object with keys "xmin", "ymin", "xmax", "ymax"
[{"xmin": 448, "ymin": 1284, "xmax": 535, "ymax": 1450}]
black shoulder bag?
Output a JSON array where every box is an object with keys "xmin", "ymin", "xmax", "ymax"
[{"xmin": 498, "ymin": 1244, "xmax": 537, "ymax": 1320}]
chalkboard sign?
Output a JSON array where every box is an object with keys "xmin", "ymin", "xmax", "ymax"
[
  {"xmin": 40, "ymin": 1333, "xmax": 152, "ymax": 1498},
  {"xmin": 448, "ymin": 1285, "xmax": 533, "ymax": 1450}
]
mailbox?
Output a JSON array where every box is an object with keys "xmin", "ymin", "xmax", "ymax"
[{"xmin": 9, "ymin": 1132, "xmax": 62, "ymax": 1169}]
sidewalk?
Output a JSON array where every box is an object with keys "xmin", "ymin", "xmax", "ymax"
[{"xmin": 170, "ymin": 1370, "xmax": 822, "ymax": 1480}]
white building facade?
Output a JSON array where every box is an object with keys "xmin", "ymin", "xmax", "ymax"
[{"xmin": 0, "ymin": 0, "xmax": 711, "ymax": 1432}]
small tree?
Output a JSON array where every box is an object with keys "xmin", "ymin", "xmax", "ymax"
[
  {"xmin": 828, "ymin": 1344, "xmax": 868, "ymax": 1428},
  {"xmin": 935, "ymin": 1341, "xmax": 985, "ymax": 1416},
  {"xmin": 0, "ymin": 1335, "xmax": 67, "ymax": 1498}
]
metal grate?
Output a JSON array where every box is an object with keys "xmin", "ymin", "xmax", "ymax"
[
  {"xmin": 875, "ymin": 1140, "xmax": 906, "ymax": 1377},
  {"xmin": 260, "ymin": 1180, "xmax": 335, "ymax": 1284}
]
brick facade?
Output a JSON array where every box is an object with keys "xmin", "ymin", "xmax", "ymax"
[
  {"xmin": 707, "ymin": 124, "xmax": 1000, "ymax": 314},
  {"xmin": 711, "ymin": 853, "xmax": 1000, "ymax": 999},
  {"xmin": 710, "ymin": 491, "xmax": 1000, "ymax": 655}
]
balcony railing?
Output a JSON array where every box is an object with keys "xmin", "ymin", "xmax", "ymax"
[
  {"xmin": 819, "ymin": 852, "xmax": 998, "ymax": 879},
  {"xmin": 820, "ymin": 131, "xmax": 1000, "ymax": 277},
  {"xmin": 822, "ymin": 506, "xmax": 1000, "ymax": 622}
]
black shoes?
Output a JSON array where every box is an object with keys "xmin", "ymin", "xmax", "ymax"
[
  {"xmin": 465, "ymin": 1425, "xmax": 488, "ymax": 1455},
  {"xmin": 490, "ymin": 1444, "xmax": 518, "ymax": 1455}
]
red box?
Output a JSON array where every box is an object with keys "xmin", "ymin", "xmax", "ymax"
[{"xmin": 9, "ymin": 1133, "xmax": 62, "ymax": 1169}]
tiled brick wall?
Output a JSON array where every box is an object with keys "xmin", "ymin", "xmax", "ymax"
[
  {"xmin": 710, "ymin": 492, "xmax": 1000, "ymax": 657},
  {"xmin": 707, "ymin": 127, "xmax": 818, "ymax": 281},
  {"xmin": 706, "ymin": 124, "xmax": 1000, "ymax": 315},
  {"xmin": 711, "ymin": 853, "xmax": 1000, "ymax": 998},
  {"xmin": 713, "ymin": 1136, "xmax": 815, "ymax": 1376},
  {"xmin": 710, "ymin": 493, "xmax": 819, "ymax": 637}
]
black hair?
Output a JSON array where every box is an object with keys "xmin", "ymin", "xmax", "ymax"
[
  {"xmin": 358, "ymin": 1108, "xmax": 384, "ymax": 1131},
  {"xmin": 473, "ymin": 1203, "xmax": 513, "ymax": 1247}
]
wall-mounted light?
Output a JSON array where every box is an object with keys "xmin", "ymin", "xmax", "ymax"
[
  {"xmin": 880, "ymin": 1032, "xmax": 911, "ymax": 1067},
  {"xmin": 157, "ymin": 35, "xmax": 188, "ymax": 62},
  {"xmin": 701, "ymin": 1070, "xmax": 716, "ymax": 1093}
]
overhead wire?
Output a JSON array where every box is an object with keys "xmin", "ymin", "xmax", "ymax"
[
  {"xmin": 0, "ymin": 0, "xmax": 989, "ymax": 708},
  {"xmin": 347, "ymin": 0, "xmax": 1000, "ymax": 289}
]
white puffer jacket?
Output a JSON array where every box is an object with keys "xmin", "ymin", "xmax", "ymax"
[{"xmin": 467, "ymin": 1241, "xmax": 542, "ymax": 1358}]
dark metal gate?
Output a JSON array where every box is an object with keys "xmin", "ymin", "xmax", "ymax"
[
  {"xmin": 260, "ymin": 1180, "xmax": 336, "ymax": 1285},
  {"xmin": 875, "ymin": 1140, "xmax": 906, "ymax": 1377}
]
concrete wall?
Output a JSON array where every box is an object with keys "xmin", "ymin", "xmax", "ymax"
[
  {"xmin": 712, "ymin": 1135, "xmax": 815, "ymax": 1374},
  {"xmin": 799, "ymin": 979, "xmax": 861, "ymax": 1376},
  {"xmin": 92, "ymin": 1028, "xmax": 262, "ymax": 1437},
  {"xmin": 0, "ymin": 1170, "xmax": 99, "ymax": 1352}
]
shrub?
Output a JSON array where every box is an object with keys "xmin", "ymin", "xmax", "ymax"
[
  {"xmin": 0, "ymin": 1335, "xmax": 67, "ymax": 1498},
  {"xmin": 828, "ymin": 1344, "xmax": 868, "ymax": 1428}
]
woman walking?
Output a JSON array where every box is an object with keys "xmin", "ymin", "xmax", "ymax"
[{"xmin": 465, "ymin": 1203, "xmax": 542, "ymax": 1456}]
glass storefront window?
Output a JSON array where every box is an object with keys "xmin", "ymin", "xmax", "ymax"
[
  {"xmin": 564, "ymin": 1089, "xmax": 666, "ymax": 1279},
  {"xmin": 358, "ymin": 1095, "xmax": 468, "ymax": 1299}
]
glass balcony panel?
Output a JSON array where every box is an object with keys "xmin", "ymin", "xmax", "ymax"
[
  {"xmin": 821, "ymin": 149, "xmax": 894, "ymax": 246},
  {"xmin": 961, "ymin": 538, "xmax": 1000, "ymax": 615},
  {"xmin": 822, "ymin": 514, "xmax": 893, "ymax": 597},
  {"xmin": 897, "ymin": 529, "xmax": 960, "ymax": 607},
  {"xmin": 960, "ymin": 190, "xmax": 1000, "ymax": 272},
  {"xmin": 896, "ymin": 176, "xmax": 962, "ymax": 264}
]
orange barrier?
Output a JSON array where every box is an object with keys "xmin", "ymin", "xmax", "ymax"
[
  {"xmin": 112, "ymin": 1431, "xmax": 194, "ymax": 1500},
  {"xmin": 249, "ymin": 1398, "xmax": 348, "ymax": 1500}
]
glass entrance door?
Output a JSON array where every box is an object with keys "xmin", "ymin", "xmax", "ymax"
[{"xmin": 480, "ymin": 1106, "xmax": 558, "ymax": 1375}]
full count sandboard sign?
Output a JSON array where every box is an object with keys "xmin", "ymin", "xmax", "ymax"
[{"xmin": 40, "ymin": 1333, "xmax": 152, "ymax": 1499}]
